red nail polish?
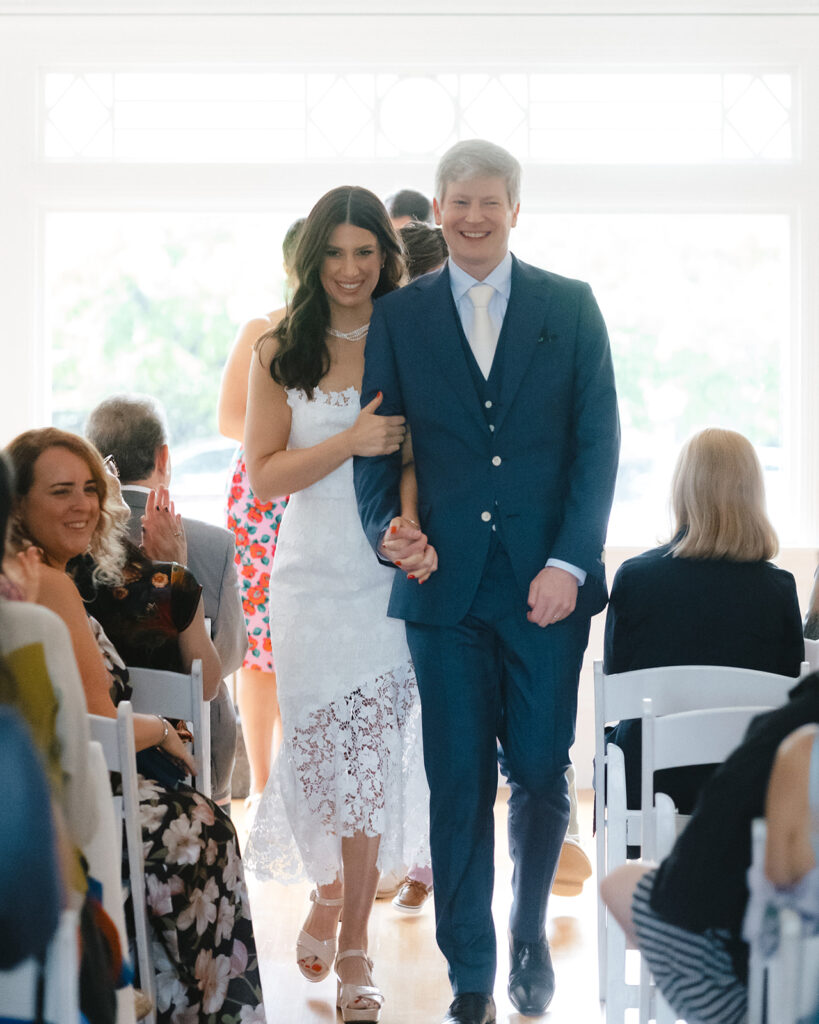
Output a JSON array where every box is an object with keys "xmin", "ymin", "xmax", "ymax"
[
  {"xmin": 390, "ymin": 526, "xmax": 397, "ymax": 534},
  {"xmin": 408, "ymin": 574, "xmax": 415, "ymax": 580},
  {"xmin": 395, "ymin": 560, "xmax": 402, "ymax": 567},
  {"xmin": 377, "ymin": 390, "xmax": 383, "ymax": 398}
]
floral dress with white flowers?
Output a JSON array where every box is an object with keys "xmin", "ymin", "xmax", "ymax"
[{"xmin": 90, "ymin": 617, "xmax": 265, "ymax": 1023}]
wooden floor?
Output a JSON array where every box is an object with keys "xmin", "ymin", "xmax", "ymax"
[{"xmin": 236, "ymin": 789, "xmax": 606, "ymax": 1024}]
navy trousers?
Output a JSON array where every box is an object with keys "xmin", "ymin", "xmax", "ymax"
[{"xmin": 405, "ymin": 537, "xmax": 590, "ymax": 995}]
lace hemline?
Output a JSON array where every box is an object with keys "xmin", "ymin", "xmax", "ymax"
[{"xmin": 244, "ymin": 658, "xmax": 430, "ymax": 885}]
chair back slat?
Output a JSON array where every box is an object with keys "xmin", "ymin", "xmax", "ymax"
[
  {"xmin": 88, "ymin": 702, "xmax": 156, "ymax": 1022},
  {"xmin": 126, "ymin": 659, "xmax": 210, "ymax": 797}
]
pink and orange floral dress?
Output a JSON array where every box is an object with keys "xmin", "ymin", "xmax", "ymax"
[{"xmin": 226, "ymin": 446, "xmax": 288, "ymax": 673}]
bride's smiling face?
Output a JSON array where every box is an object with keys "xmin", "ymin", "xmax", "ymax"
[
  {"xmin": 319, "ymin": 223, "xmax": 383, "ymax": 316},
  {"xmin": 19, "ymin": 446, "xmax": 101, "ymax": 567}
]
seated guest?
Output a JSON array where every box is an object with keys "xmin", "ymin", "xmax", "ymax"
[
  {"xmin": 763, "ymin": 722, "xmax": 819, "ymax": 886},
  {"xmin": 0, "ymin": 450, "xmax": 97, "ymax": 883},
  {"xmin": 742, "ymin": 723, "xmax": 819, "ymax": 959},
  {"xmin": 0, "ymin": 706, "xmax": 62, "ymax": 970},
  {"xmin": 85, "ymin": 394, "xmax": 245, "ymax": 810},
  {"xmin": 5, "ymin": 427, "xmax": 265, "ymax": 1022},
  {"xmin": 1, "ymin": 450, "xmax": 124, "ymax": 1021},
  {"xmin": 67, "ymin": 458, "xmax": 222, "ymax": 701},
  {"xmin": 601, "ymin": 673, "xmax": 819, "ymax": 1024},
  {"xmin": 385, "ymin": 187, "xmax": 433, "ymax": 228},
  {"xmin": 604, "ymin": 427, "xmax": 804, "ymax": 814}
]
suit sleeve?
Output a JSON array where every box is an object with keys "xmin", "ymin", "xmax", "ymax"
[
  {"xmin": 354, "ymin": 299, "xmax": 405, "ymax": 558},
  {"xmin": 548, "ymin": 283, "xmax": 620, "ymax": 576},
  {"xmin": 211, "ymin": 535, "xmax": 248, "ymax": 675}
]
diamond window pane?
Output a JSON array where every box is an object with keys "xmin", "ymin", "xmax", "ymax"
[
  {"xmin": 379, "ymin": 78, "xmax": 455, "ymax": 153},
  {"xmin": 42, "ymin": 68, "xmax": 794, "ymax": 164}
]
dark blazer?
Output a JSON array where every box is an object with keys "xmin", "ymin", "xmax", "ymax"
[
  {"xmin": 354, "ymin": 256, "xmax": 620, "ymax": 626},
  {"xmin": 649, "ymin": 673, "xmax": 819, "ymax": 981},
  {"xmin": 603, "ymin": 541, "xmax": 805, "ymax": 811},
  {"xmin": 121, "ymin": 487, "xmax": 247, "ymax": 675}
]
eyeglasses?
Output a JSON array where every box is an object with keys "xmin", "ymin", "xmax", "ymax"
[{"xmin": 103, "ymin": 454, "xmax": 119, "ymax": 479}]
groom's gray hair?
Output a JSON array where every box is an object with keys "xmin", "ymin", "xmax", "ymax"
[{"xmin": 435, "ymin": 140, "xmax": 521, "ymax": 207}]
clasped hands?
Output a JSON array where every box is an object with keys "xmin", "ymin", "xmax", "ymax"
[
  {"xmin": 381, "ymin": 522, "xmax": 578, "ymax": 628},
  {"xmin": 379, "ymin": 517, "xmax": 438, "ymax": 584}
]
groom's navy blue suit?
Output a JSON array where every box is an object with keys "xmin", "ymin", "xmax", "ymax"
[{"xmin": 355, "ymin": 255, "xmax": 619, "ymax": 994}]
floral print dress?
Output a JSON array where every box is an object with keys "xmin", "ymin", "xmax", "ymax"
[
  {"xmin": 85, "ymin": 588, "xmax": 265, "ymax": 1022},
  {"xmin": 226, "ymin": 446, "xmax": 287, "ymax": 672}
]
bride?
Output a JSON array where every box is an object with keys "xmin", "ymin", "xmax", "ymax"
[{"xmin": 242, "ymin": 185, "xmax": 430, "ymax": 1022}]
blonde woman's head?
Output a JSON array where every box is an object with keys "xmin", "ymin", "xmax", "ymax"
[{"xmin": 670, "ymin": 427, "xmax": 778, "ymax": 561}]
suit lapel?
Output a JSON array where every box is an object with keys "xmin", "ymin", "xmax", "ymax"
[
  {"xmin": 417, "ymin": 267, "xmax": 487, "ymax": 432},
  {"xmin": 493, "ymin": 257, "xmax": 552, "ymax": 434}
]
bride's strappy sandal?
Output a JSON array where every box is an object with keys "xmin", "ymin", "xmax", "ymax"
[
  {"xmin": 335, "ymin": 949, "xmax": 384, "ymax": 1022},
  {"xmin": 296, "ymin": 889, "xmax": 344, "ymax": 982}
]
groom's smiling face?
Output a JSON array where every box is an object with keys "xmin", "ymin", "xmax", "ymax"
[{"xmin": 433, "ymin": 175, "xmax": 519, "ymax": 282}]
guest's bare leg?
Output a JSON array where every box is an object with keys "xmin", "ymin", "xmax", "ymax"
[
  {"xmin": 236, "ymin": 667, "xmax": 282, "ymax": 794},
  {"xmin": 600, "ymin": 863, "xmax": 651, "ymax": 948}
]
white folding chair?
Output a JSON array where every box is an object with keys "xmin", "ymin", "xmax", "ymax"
[
  {"xmin": 0, "ymin": 907, "xmax": 80, "ymax": 1024},
  {"xmin": 593, "ymin": 660, "xmax": 796, "ymax": 1021},
  {"xmin": 638, "ymin": 701, "xmax": 775, "ymax": 1024},
  {"xmin": 747, "ymin": 819, "xmax": 819, "ymax": 1024},
  {"xmin": 83, "ymin": 739, "xmax": 137, "ymax": 1024},
  {"xmin": 126, "ymin": 658, "xmax": 211, "ymax": 798},
  {"xmin": 88, "ymin": 701, "xmax": 156, "ymax": 1024},
  {"xmin": 804, "ymin": 637, "xmax": 819, "ymax": 673}
]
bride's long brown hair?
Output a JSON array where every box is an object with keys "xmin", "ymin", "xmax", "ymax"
[{"xmin": 259, "ymin": 186, "xmax": 404, "ymax": 399}]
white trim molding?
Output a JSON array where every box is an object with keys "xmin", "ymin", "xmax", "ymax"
[{"xmin": 2, "ymin": 1, "xmax": 819, "ymax": 15}]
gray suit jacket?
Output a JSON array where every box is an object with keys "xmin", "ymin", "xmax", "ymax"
[{"xmin": 121, "ymin": 487, "xmax": 247, "ymax": 675}]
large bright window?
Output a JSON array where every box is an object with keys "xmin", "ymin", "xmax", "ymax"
[{"xmin": 3, "ymin": 11, "xmax": 818, "ymax": 543}]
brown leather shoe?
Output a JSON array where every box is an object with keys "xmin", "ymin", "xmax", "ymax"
[
  {"xmin": 392, "ymin": 877, "xmax": 433, "ymax": 915},
  {"xmin": 375, "ymin": 869, "xmax": 403, "ymax": 899},
  {"xmin": 551, "ymin": 836, "xmax": 593, "ymax": 897}
]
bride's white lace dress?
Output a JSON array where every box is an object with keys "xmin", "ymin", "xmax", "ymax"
[{"xmin": 244, "ymin": 385, "xmax": 430, "ymax": 884}]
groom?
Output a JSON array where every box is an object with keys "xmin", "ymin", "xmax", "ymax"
[{"xmin": 355, "ymin": 140, "xmax": 619, "ymax": 1024}]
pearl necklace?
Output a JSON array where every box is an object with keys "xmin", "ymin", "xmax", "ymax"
[{"xmin": 327, "ymin": 323, "xmax": 370, "ymax": 342}]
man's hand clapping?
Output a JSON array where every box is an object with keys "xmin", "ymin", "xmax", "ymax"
[{"xmin": 141, "ymin": 487, "xmax": 188, "ymax": 564}]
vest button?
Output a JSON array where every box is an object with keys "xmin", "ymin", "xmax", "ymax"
[
  {"xmin": 481, "ymin": 511, "xmax": 492, "ymax": 522},
  {"xmin": 484, "ymin": 400, "xmax": 493, "ymax": 409},
  {"xmin": 491, "ymin": 456, "xmax": 502, "ymax": 466}
]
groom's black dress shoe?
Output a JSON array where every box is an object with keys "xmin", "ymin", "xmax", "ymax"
[
  {"xmin": 441, "ymin": 992, "xmax": 496, "ymax": 1024},
  {"xmin": 507, "ymin": 936, "xmax": 555, "ymax": 1016}
]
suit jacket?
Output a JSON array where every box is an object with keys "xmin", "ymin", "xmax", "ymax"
[
  {"xmin": 121, "ymin": 487, "xmax": 247, "ymax": 675},
  {"xmin": 603, "ymin": 541, "xmax": 805, "ymax": 811},
  {"xmin": 604, "ymin": 542, "xmax": 805, "ymax": 677},
  {"xmin": 354, "ymin": 255, "xmax": 620, "ymax": 626}
]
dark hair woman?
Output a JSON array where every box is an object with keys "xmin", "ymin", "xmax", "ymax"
[{"xmin": 242, "ymin": 185, "xmax": 429, "ymax": 1022}]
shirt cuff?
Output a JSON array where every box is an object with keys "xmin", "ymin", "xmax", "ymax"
[{"xmin": 546, "ymin": 558, "xmax": 586, "ymax": 586}]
